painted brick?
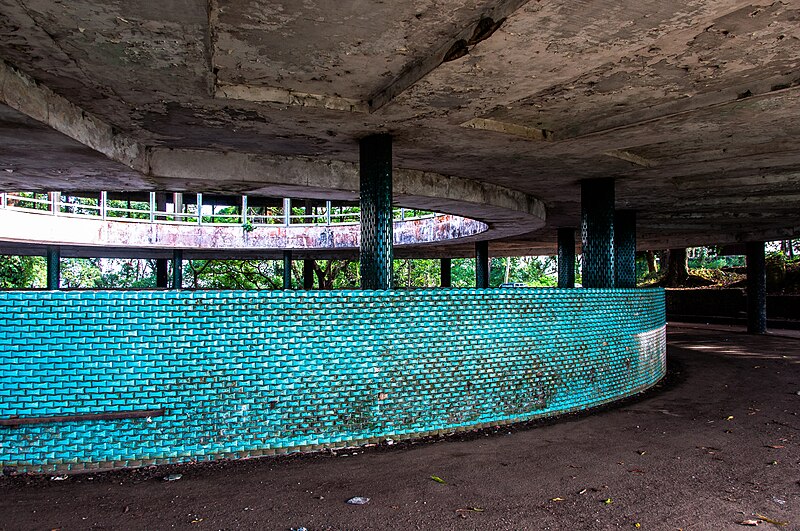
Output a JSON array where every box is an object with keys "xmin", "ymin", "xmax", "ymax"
[{"xmin": 0, "ymin": 288, "xmax": 666, "ymax": 473}]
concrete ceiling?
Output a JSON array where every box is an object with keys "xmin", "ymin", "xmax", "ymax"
[{"xmin": 0, "ymin": 0, "xmax": 799, "ymax": 255}]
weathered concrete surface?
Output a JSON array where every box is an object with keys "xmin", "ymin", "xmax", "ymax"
[
  {"xmin": 0, "ymin": 209, "xmax": 488, "ymax": 253},
  {"xmin": 0, "ymin": 0, "xmax": 799, "ymax": 253}
]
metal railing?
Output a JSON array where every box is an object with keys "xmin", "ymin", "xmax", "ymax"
[{"xmin": 0, "ymin": 192, "xmax": 438, "ymax": 227}]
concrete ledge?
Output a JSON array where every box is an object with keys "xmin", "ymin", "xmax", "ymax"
[
  {"xmin": 0, "ymin": 288, "xmax": 666, "ymax": 474},
  {"xmin": 0, "ymin": 209, "xmax": 487, "ymax": 252}
]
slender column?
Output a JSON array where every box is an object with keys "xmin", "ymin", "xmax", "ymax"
[
  {"xmin": 303, "ymin": 259, "xmax": 314, "ymax": 289},
  {"xmin": 614, "ymin": 210, "xmax": 637, "ymax": 288},
  {"xmin": 557, "ymin": 228, "xmax": 576, "ymax": 288},
  {"xmin": 303, "ymin": 200, "xmax": 315, "ymax": 289},
  {"xmin": 476, "ymin": 241, "xmax": 489, "ymax": 288},
  {"xmin": 441, "ymin": 257, "xmax": 452, "ymax": 288},
  {"xmin": 173, "ymin": 249, "xmax": 183, "ymax": 289},
  {"xmin": 155, "ymin": 259, "xmax": 169, "ymax": 288},
  {"xmin": 153, "ymin": 193, "xmax": 170, "ymax": 286},
  {"xmin": 581, "ymin": 178, "xmax": 615, "ymax": 288},
  {"xmin": 46, "ymin": 246, "xmax": 60, "ymax": 290},
  {"xmin": 359, "ymin": 134, "xmax": 393, "ymax": 289},
  {"xmin": 746, "ymin": 241, "xmax": 767, "ymax": 334},
  {"xmin": 283, "ymin": 250, "xmax": 293, "ymax": 289}
]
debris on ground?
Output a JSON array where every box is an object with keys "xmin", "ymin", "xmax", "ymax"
[
  {"xmin": 603, "ymin": 498, "xmax": 613, "ymax": 505},
  {"xmin": 163, "ymin": 474, "xmax": 182, "ymax": 481},
  {"xmin": 50, "ymin": 475, "xmax": 68, "ymax": 481},
  {"xmin": 346, "ymin": 497, "xmax": 370, "ymax": 505},
  {"xmin": 755, "ymin": 513, "xmax": 788, "ymax": 526},
  {"xmin": 454, "ymin": 507, "xmax": 484, "ymax": 513},
  {"xmin": 550, "ymin": 497, "xmax": 564, "ymax": 502},
  {"xmin": 430, "ymin": 475, "xmax": 446, "ymax": 484},
  {"xmin": 290, "ymin": 527, "xmax": 308, "ymax": 531},
  {"xmin": 738, "ymin": 519, "xmax": 759, "ymax": 526}
]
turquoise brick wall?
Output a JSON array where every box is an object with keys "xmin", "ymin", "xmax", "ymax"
[{"xmin": 0, "ymin": 289, "xmax": 666, "ymax": 474}]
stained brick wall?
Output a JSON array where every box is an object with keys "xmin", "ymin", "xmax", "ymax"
[{"xmin": 0, "ymin": 289, "xmax": 666, "ymax": 474}]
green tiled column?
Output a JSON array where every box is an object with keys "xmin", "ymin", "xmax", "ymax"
[
  {"xmin": 476, "ymin": 241, "xmax": 489, "ymax": 288},
  {"xmin": 581, "ymin": 178, "xmax": 615, "ymax": 288},
  {"xmin": 359, "ymin": 134, "xmax": 393, "ymax": 290},
  {"xmin": 557, "ymin": 228, "xmax": 576, "ymax": 288},
  {"xmin": 614, "ymin": 210, "xmax": 636, "ymax": 288},
  {"xmin": 46, "ymin": 246, "xmax": 60, "ymax": 290}
]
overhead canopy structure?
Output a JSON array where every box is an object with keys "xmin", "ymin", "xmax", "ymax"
[{"xmin": 1, "ymin": 0, "xmax": 799, "ymax": 255}]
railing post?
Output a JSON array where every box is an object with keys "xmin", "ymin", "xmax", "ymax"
[
  {"xmin": 242, "ymin": 195, "xmax": 248, "ymax": 225},
  {"xmin": 0, "ymin": 192, "xmax": 6, "ymax": 209},
  {"xmin": 283, "ymin": 198, "xmax": 291, "ymax": 226},
  {"xmin": 401, "ymin": 208, "xmax": 405, "ymax": 221},
  {"xmin": 149, "ymin": 191, "xmax": 156, "ymax": 222},
  {"xmin": 197, "ymin": 193, "xmax": 203, "ymax": 225},
  {"xmin": 50, "ymin": 192, "xmax": 59, "ymax": 215},
  {"xmin": 326, "ymin": 200, "xmax": 331, "ymax": 225},
  {"xmin": 173, "ymin": 193, "xmax": 183, "ymax": 222},
  {"xmin": 100, "ymin": 191, "xmax": 107, "ymax": 219}
]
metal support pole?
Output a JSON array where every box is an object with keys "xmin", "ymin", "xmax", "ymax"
[
  {"xmin": 173, "ymin": 249, "xmax": 183, "ymax": 289},
  {"xmin": 441, "ymin": 258, "xmax": 452, "ymax": 288},
  {"xmin": 242, "ymin": 195, "xmax": 248, "ymax": 225},
  {"xmin": 46, "ymin": 246, "xmax": 60, "ymax": 290},
  {"xmin": 359, "ymin": 133, "xmax": 393, "ymax": 289},
  {"xmin": 475, "ymin": 241, "xmax": 489, "ymax": 288},
  {"xmin": 614, "ymin": 210, "xmax": 637, "ymax": 288},
  {"xmin": 197, "ymin": 193, "xmax": 203, "ymax": 225},
  {"xmin": 557, "ymin": 228, "xmax": 576, "ymax": 288},
  {"xmin": 100, "ymin": 191, "xmax": 107, "ymax": 219},
  {"xmin": 283, "ymin": 250, "xmax": 293, "ymax": 289},
  {"xmin": 326, "ymin": 200, "xmax": 331, "ymax": 225},
  {"xmin": 746, "ymin": 241, "xmax": 767, "ymax": 334},
  {"xmin": 581, "ymin": 178, "xmax": 615, "ymax": 288},
  {"xmin": 1, "ymin": 192, "xmax": 6, "ymax": 209}
]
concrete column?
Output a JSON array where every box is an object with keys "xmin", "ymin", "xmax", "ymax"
[
  {"xmin": 303, "ymin": 259, "xmax": 314, "ymax": 289},
  {"xmin": 476, "ymin": 241, "xmax": 489, "ymax": 288},
  {"xmin": 303, "ymin": 200, "xmax": 315, "ymax": 289},
  {"xmin": 441, "ymin": 258, "xmax": 452, "ymax": 288},
  {"xmin": 173, "ymin": 249, "xmax": 183, "ymax": 289},
  {"xmin": 283, "ymin": 250, "xmax": 293, "ymax": 289},
  {"xmin": 581, "ymin": 178, "xmax": 615, "ymax": 288},
  {"xmin": 614, "ymin": 210, "xmax": 637, "ymax": 288},
  {"xmin": 746, "ymin": 241, "xmax": 767, "ymax": 334},
  {"xmin": 46, "ymin": 246, "xmax": 60, "ymax": 290},
  {"xmin": 155, "ymin": 259, "xmax": 169, "ymax": 288},
  {"xmin": 154, "ymin": 192, "xmax": 170, "ymax": 287},
  {"xmin": 359, "ymin": 134, "xmax": 393, "ymax": 289},
  {"xmin": 557, "ymin": 228, "xmax": 576, "ymax": 288}
]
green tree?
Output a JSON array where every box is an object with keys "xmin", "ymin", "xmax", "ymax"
[{"xmin": 0, "ymin": 255, "xmax": 45, "ymax": 288}]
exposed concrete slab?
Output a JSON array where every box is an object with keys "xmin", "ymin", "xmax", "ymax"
[{"xmin": 0, "ymin": 0, "xmax": 799, "ymax": 254}]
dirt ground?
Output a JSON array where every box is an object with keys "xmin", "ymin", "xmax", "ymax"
[{"xmin": 2, "ymin": 323, "xmax": 799, "ymax": 531}]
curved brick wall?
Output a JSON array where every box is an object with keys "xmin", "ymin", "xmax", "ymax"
[{"xmin": 0, "ymin": 289, "xmax": 666, "ymax": 474}]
